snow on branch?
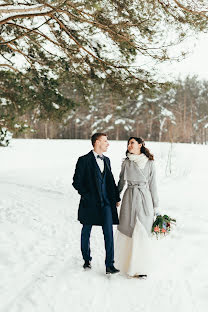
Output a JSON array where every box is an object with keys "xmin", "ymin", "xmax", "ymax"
[
  {"xmin": 0, "ymin": 5, "xmax": 54, "ymax": 25},
  {"xmin": 0, "ymin": 4, "xmax": 45, "ymax": 14}
]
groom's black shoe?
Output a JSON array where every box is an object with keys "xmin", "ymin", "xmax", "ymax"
[
  {"xmin": 83, "ymin": 261, "xmax": 91, "ymax": 269},
  {"xmin": 106, "ymin": 266, "xmax": 120, "ymax": 274}
]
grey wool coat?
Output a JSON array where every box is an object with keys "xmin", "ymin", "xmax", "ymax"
[{"xmin": 117, "ymin": 158, "xmax": 159, "ymax": 238}]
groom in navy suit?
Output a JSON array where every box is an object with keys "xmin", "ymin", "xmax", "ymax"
[{"xmin": 72, "ymin": 133, "xmax": 120, "ymax": 274}]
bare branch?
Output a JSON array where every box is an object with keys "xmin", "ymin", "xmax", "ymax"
[
  {"xmin": 0, "ymin": 53, "xmax": 13, "ymax": 64},
  {"xmin": 0, "ymin": 63, "xmax": 20, "ymax": 72}
]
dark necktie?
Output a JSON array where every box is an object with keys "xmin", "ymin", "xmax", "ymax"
[{"xmin": 97, "ymin": 155, "xmax": 104, "ymax": 160}]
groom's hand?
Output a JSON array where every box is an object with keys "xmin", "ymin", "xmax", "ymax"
[{"xmin": 116, "ymin": 201, "xmax": 121, "ymax": 207}]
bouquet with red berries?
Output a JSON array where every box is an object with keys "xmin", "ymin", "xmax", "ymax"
[{"xmin": 152, "ymin": 214, "xmax": 176, "ymax": 238}]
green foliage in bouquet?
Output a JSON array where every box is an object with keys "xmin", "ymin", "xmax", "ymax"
[{"xmin": 152, "ymin": 214, "xmax": 176, "ymax": 238}]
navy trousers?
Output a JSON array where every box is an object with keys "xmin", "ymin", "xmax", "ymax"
[{"xmin": 81, "ymin": 205, "xmax": 114, "ymax": 267}]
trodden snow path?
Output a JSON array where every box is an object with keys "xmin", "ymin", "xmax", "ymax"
[{"xmin": 0, "ymin": 139, "xmax": 207, "ymax": 312}]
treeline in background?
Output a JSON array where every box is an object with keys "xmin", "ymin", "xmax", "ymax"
[{"xmin": 13, "ymin": 75, "xmax": 208, "ymax": 144}]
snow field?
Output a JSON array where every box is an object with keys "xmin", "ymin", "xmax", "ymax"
[{"xmin": 0, "ymin": 139, "xmax": 207, "ymax": 312}]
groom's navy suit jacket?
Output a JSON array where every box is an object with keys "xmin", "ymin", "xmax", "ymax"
[{"xmin": 72, "ymin": 151, "xmax": 120, "ymax": 225}]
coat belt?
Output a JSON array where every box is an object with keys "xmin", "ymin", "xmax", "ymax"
[{"xmin": 127, "ymin": 183, "xmax": 149, "ymax": 228}]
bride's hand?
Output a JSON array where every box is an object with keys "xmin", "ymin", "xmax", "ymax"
[
  {"xmin": 154, "ymin": 207, "xmax": 162, "ymax": 216},
  {"xmin": 116, "ymin": 201, "xmax": 121, "ymax": 207}
]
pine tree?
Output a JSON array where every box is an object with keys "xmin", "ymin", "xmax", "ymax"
[{"xmin": 1, "ymin": 1, "xmax": 208, "ymax": 135}]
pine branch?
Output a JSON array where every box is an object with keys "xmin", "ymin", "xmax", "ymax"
[
  {"xmin": 5, "ymin": 41, "xmax": 34, "ymax": 66},
  {"xmin": 173, "ymin": 0, "xmax": 208, "ymax": 18},
  {"xmin": 1, "ymin": 20, "xmax": 60, "ymax": 48}
]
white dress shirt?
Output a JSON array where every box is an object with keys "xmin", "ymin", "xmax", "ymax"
[{"xmin": 93, "ymin": 150, "xmax": 104, "ymax": 173}]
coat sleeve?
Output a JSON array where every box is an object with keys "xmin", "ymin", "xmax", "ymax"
[
  {"xmin": 72, "ymin": 157, "xmax": 88, "ymax": 196},
  {"xmin": 107, "ymin": 158, "xmax": 121, "ymax": 202},
  {"xmin": 118, "ymin": 160, "xmax": 126, "ymax": 194},
  {"xmin": 148, "ymin": 161, "xmax": 159, "ymax": 208}
]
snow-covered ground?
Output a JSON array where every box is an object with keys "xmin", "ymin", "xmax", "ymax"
[{"xmin": 0, "ymin": 139, "xmax": 207, "ymax": 312}]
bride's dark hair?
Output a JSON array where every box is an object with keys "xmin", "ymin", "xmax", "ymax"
[{"xmin": 126, "ymin": 137, "xmax": 154, "ymax": 160}]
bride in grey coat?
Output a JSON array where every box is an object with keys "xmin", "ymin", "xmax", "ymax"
[{"xmin": 114, "ymin": 137, "xmax": 159, "ymax": 278}]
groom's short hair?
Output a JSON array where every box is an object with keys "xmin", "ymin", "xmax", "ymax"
[{"xmin": 91, "ymin": 133, "xmax": 107, "ymax": 146}]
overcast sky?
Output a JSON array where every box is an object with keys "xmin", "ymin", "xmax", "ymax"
[{"xmin": 158, "ymin": 32, "xmax": 208, "ymax": 81}]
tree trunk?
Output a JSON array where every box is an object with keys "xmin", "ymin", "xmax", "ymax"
[{"xmin": 45, "ymin": 121, "xmax": 48, "ymax": 139}]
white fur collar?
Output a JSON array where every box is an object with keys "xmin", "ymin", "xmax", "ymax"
[{"xmin": 127, "ymin": 152, "xmax": 148, "ymax": 169}]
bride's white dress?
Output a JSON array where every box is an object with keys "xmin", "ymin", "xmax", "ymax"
[{"xmin": 114, "ymin": 217, "xmax": 152, "ymax": 276}]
